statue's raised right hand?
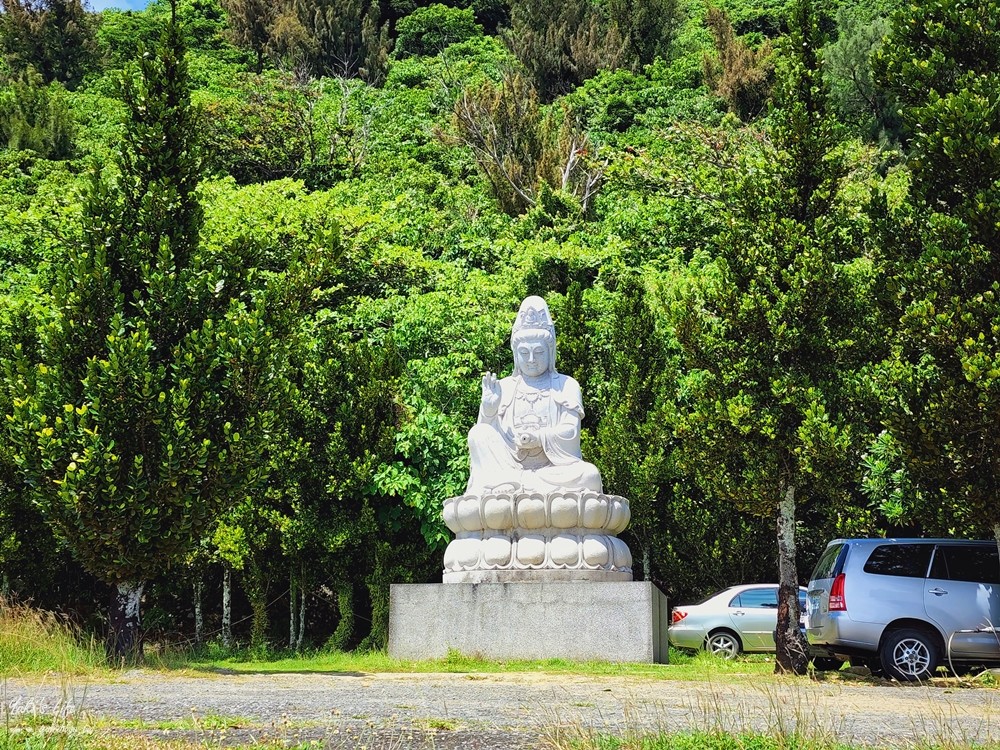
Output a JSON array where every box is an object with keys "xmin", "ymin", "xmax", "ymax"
[{"xmin": 481, "ymin": 372, "xmax": 501, "ymax": 416}]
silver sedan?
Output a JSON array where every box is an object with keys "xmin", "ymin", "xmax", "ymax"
[{"xmin": 668, "ymin": 584, "xmax": 808, "ymax": 658}]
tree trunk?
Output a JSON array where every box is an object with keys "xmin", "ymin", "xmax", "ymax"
[
  {"xmin": 295, "ymin": 563, "xmax": 306, "ymax": 651},
  {"xmin": 289, "ymin": 570, "xmax": 298, "ymax": 650},
  {"xmin": 774, "ymin": 481, "xmax": 809, "ymax": 675},
  {"xmin": 222, "ymin": 565, "xmax": 232, "ymax": 649},
  {"xmin": 297, "ymin": 576, "xmax": 306, "ymax": 652},
  {"xmin": 193, "ymin": 577, "xmax": 204, "ymax": 646},
  {"xmin": 108, "ymin": 580, "xmax": 144, "ymax": 664},
  {"xmin": 642, "ymin": 545, "xmax": 651, "ymax": 582}
]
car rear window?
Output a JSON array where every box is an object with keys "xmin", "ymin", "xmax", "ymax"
[
  {"xmin": 863, "ymin": 543, "xmax": 934, "ymax": 578},
  {"xmin": 929, "ymin": 545, "xmax": 1000, "ymax": 584},
  {"xmin": 696, "ymin": 587, "xmax": 737, "ymax": 605},
  {"xmin": 811, "ymin": 542, "xmax": 845, "ymax": 580}
]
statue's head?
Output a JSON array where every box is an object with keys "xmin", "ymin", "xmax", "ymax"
[{"xmin": 510, "ymin": 296, "xmax": 556, "ymax": 378}]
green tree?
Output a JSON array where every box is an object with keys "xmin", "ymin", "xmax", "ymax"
[
  {"xmin": 5, "ymin": 13, "xmax": 297, "ymax": 660},
  {"xmin": 671, "ymin": 0, "xmax": 873, "ymax": 674},
  {"xmin": 604, "ymin": 0, "xmax": 682, "ymax": 67},
  {"xmin": 823, "ymin": 7, "xmax": 895, "ymax": 142},
  {"xmin": 591, "ymin": 273, "xmax": 675, "ymax": 582},
  {"xmin": 219, "ymin": 0, "xmax": 276, "ymax": 73},
  {"xmin": 395, "ymin": 4, "xmax": 482, "ymax": 59},
  {"xmin": 0, "ymin": 0, "xmax": 95, "ymax": 88},
  {"xmin": 870, "ymin": 0, "xmax": 1000, "ymax": 551},
  {"xmin": 292, "ymin": 0, "xmax": 364, "ymax": 76},
  {"xmin": 268, "ymin": 323, "xmax": 403, "ymax": 651},
  {"xmin": 702, "ymin": 5, "xmax": 774, "ymax": 122},
  {"xmin": 0, "ymin": 296, "xmax": 74, "ymax": 603},
  {"xmin": 451, "ymin": 69, "xmax": 605, "ymax": 215},
  {"xmin": 266, "ymin": 0, "xmax": 387, "ymax": 79},
  {"xmin": 506, "ymin": 0, "xmax": 628, "ymax": 102}
]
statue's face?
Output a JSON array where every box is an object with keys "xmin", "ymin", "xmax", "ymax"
[{"xmin": 515, "ymin": 338, "xmax": 549, "ymax": 377}]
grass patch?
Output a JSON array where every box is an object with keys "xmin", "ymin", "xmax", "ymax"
[
  {"xmin": 0, "ymin": 601, "xmax": 778, "ymax": 681},
  {"xmin": 415, "ymin": 717, "xmax": 459, "ymax": 730},
  {"xmin": 149, "ymin": 642, "xmax": 777, "ymax": 681},
  {"xmin": 0, "ymin": 597, "xmax": 105, "ymax": 677},
  {"xmin": 4, "ymin": 728, "xmax": 999, "ymax": 750}
]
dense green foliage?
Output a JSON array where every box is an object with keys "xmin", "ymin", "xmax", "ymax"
[
  {"xmin": 868, "ymin": 0, "xmax": 1000, "ymax": 540},
  {"xmin": 0, "ymin": 0, "xmax": 996, "ymax": 664}
]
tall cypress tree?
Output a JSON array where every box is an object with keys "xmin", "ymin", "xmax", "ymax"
[
  {"xmin": 671, "ymin": 0, "xmax": 872, "ymax": 675},
  {"xmin": 7, "ymin": 4, "xmax": 286, "ymax": 660}
]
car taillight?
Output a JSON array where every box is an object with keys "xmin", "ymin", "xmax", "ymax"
[
  {"xmin": 828, "ymin": 573, "xmax": 846, "ymax": 611},
  {"xmin": 671, "ymin": 609, "xmax": 687, "ymax": 624}
]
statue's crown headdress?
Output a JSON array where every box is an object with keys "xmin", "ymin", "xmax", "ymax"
[{"xmin": 511, "ymin": 296, "xmax": 555, "ymax": 339}]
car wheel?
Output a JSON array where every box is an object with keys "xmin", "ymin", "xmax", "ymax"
[
  {"xmin": 706, "ymin": 630, "xmax": 742, "ymax": 659},
  {"xmin": 811, "ymin": 657, "xmax": 844, "ymax": 672},
  {"xmin": 879, "ymin": 628, "xmax": 940, "ymax": 681}
]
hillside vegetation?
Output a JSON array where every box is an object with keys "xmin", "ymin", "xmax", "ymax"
[{"xmin": 0, "ymin": 0, "xmax": 997, "ymax": 670}]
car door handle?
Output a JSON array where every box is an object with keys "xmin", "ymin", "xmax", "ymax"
[
  {"xmin": 732, "ymin": 610, "xmax": 746, "ymax": 616},
  {"xmin": 928, "ymin": 588, "xmax": 948, "ymax": 596}
]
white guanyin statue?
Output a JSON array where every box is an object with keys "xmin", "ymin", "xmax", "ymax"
[{"xmin": 442, "ymin": 296, "xmax": 633, "ymax": 583}]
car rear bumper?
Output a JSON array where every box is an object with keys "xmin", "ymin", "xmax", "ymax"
[
  {"xmin": 806, "ymin": 613, "xmax": 881, "ymax": 658},
  {"xmin": 667, "ymin": 624, "xmax": 706, "ymax": 650}
]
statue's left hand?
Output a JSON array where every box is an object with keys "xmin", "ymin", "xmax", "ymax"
[{"xmin": 517, "ymin": 431, "xmax": 541, "ymax": 449}]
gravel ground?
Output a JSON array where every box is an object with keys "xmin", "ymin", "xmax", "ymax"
[{"xmin": 3, "ymin": 670, "xmax": 999, "ymax": 748}]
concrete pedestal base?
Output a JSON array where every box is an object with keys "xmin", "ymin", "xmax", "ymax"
[{"xmin": 388, "ymin": 581, "xmax": 669, "ymax": 663}]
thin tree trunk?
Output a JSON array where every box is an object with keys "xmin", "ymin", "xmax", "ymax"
[
  {"xmin": 642, "ymin": 545, "xmax": 651, "ymax": 582},
  {"xmin": 774, "ymin": 481, "xmax": 809, "ymax": 675},
  {"xmin": 297, "ymin": 574, "xmax": 306, "ymax": 652},
  {"xmin": 193, "ymin": 577, "xmax": 204, "ymax": 646},
  {"xmin": 109, "ymin": 580, "xmax": 144, "ymax": 664},
  {"xmin": 222, "ymin": 566, "xmax": 232, "ymax": 649},
  {"xmin": 289, "ymin": 570, "xmax": 298, "ymax": 650}
]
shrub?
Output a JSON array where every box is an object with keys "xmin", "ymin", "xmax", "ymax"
[{"xmin": 0, "ymin": 73, "xmax": 75, "ymax": 159}]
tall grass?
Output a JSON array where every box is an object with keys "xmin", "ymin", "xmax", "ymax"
[{"xmin": 0, "ymin": 597, "xmax": 104, "ymax": 675}]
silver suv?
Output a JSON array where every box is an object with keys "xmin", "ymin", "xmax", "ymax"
[{"xmin": 806, "ymin": 538, "xmax": 1000, "ymax": 680}]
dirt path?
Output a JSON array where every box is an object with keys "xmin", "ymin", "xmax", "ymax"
[{"xmin": 3, "ymin": 670, "xmax": 998, "ymax": 748}]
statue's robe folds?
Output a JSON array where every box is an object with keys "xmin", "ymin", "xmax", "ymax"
[{"xmin": 466, "ymin": 373, "xmax": 603, "ymax": 495}]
